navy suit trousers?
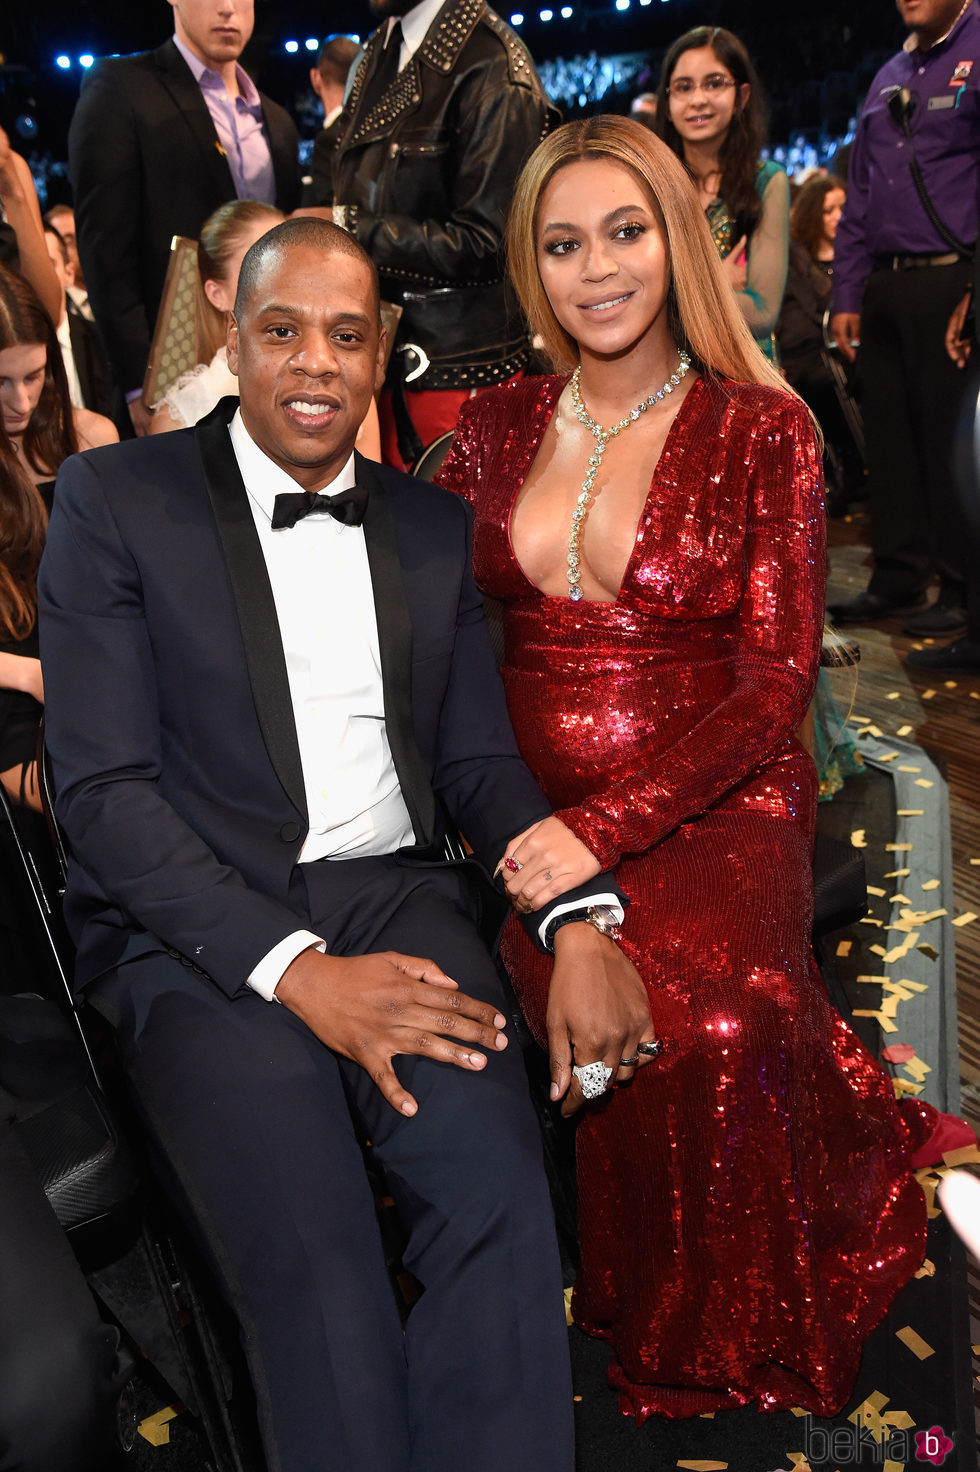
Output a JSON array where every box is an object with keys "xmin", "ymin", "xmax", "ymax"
[{"xmin": 90, "ymin": 858, "xmax": 573, "ymax": 1472}]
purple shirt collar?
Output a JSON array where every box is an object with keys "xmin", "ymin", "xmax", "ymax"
[{"xmin": 173, "ymin": 34, "xmax": 261, "ymax": 109}]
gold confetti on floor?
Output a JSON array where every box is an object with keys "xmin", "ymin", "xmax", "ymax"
[
  {"xmin": 138, "ymin": 1408, "xmax": 180, "ymax": 1447},
  {"xmin": 895, "ymin": 1325, "xmax": 935, "ymax": 1360}
]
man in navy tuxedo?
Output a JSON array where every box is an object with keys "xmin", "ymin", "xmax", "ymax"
[{"xmin": 37, "ymin": 219, "xmax": 633, "ymax": 1471}]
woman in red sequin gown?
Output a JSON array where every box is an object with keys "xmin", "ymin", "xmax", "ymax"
[{"xmin": 437, "ymin": 118, "xmax": 934, "ymax": 1420}]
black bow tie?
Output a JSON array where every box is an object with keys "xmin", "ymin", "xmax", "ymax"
[{"xmin": 270, "ymin": 484, "xmax": 369, "ymax": 531}]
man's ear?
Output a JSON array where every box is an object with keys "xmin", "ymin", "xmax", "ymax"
[
  {"xmin": 227, "ymin": 316, "xmax": 240, "ymax": 376},
  {"xmin": 374, "ymin": 324, "xmax": 387, "ymax": 395}
]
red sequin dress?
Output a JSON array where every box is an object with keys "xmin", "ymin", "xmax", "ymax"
[{"xmin": 437, "ymin": 373, "xmax": 932, "ymax": 1420}]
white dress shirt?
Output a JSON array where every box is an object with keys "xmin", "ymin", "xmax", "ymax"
[
  {"xmin": 56, "ymin": 310, "xmax": 84, "ymax": 409},
  {"xmin": 229, "ymin": 410, "xmax": 414, "ymax": 998},
  {"xmin": 383, "ymin": 0, "xmax": 446, "ymax": 68}
]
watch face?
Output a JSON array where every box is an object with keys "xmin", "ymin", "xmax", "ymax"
[{"xmin": 588, "ymin": 905, "xmax": 619, "ymax": 933}]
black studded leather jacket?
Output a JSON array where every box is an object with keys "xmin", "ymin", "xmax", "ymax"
[{"xmin": 330, "ymin": 0, "xmax": 559, "ymax": 392}]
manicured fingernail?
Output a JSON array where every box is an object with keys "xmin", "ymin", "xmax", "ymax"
[
  {"xmin": 550, "ymin": 1082, "xmax": 560, "ymax": 1100},
  {"xmin": 494, "ymin": 1033, "xmax": 508, "ymax": 1050},
  {"xmin": 401, "ymin": 1100, "xmax": 417, "ymax": 1116},
  {"xmin": 469, "ymin": 1052, "xmax": 487, "ymax": 1067},
  {"xmin": 494, "ymin": 1012, "xmax": 506, "ymax": 1028}
]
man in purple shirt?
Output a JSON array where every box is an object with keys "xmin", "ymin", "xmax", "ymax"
[
  {"xmin": 828, "ymin": 0, "xmax": 979, "ymax": 636},
  {"xmin": 69, "ymin": 0, "xmax": 299, "ymax": 436}
]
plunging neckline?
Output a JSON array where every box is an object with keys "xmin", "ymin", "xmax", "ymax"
[{"xmin": 505, "ymin": 373, "xmax": 707, "ymax": 606}]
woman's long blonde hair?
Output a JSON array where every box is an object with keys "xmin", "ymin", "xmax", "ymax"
[{"xmin": 507, "ymin": 115, "xmax": 789, "ymax": 397}]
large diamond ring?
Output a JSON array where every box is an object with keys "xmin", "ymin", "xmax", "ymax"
[{"xmin": 572, "ymin": 1061, "xmax": 613, "ymax": 1099}]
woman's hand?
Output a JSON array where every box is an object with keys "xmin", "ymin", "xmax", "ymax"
[
  {"xmin": 498, "ymin": 815, "xmax": 601, "ymax": 912},
  {"xmin": 722, "ymin": 236, "xmax": 748, "ymax": 293},
  {"xmin": 546, "ymin": 925, "xmax": 658, "ymax": 1117}
]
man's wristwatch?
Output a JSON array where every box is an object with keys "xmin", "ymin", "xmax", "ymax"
[{"xmin": 545, "ymin": 904, "xmax": 623, "ymax": 953}]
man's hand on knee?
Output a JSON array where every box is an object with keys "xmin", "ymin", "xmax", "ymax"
[{"xmin": 275, "ymin": 947, "xmax": 508, "ymax": 1116}]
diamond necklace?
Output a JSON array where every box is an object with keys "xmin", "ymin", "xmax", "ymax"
[{"xmin": 566, "ymin": 348, "xmax": 691, "ymax": 601}]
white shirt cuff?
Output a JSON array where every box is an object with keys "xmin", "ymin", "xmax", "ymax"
[
  {"xmin": 247, "ymin": 930, "xmax": 326, "ymax": 1002},
  {"xmin": 536, "ymin": 892, "xmax": 624, "ymax": 948}
]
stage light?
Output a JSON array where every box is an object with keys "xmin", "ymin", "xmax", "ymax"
[
  {"xmin": 79, "ymin": 54, "xmax": 95, "ymax": 67},
  {"xmin": 540, "ymin": 8, "xmax": 553, "ymax": 19},
  {"xmin": 615, "ymin": 0, "xmax": 629, "ymax": 9},
  {"xmin": 510, "ymin": 11, "xmax": 524, "ymax": 22},
  {"xmin": 305, "ymin": 39, "xmax": 319, "ymax": 51},
  {"xmin": 56, "ymin": 55, "xmax": 71, "ymax": 69},
  {"xmin": 285, "ymin": 39, "xmax": 299, "ymax": 53},
  {"xmin": 560, "ymin": 5, "xmax": 573, "ymax": 15}
]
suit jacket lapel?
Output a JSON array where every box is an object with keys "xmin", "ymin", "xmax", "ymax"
[
  {"xmin": 196, "ymin": 401, "xmax": 307, "ymax": 819},
  {"xmin": 356, "ymin": 452, "xmax": 438, "ymax": 846},
  {"xmin": 154, "ymin": 40, "xmax": 236, "ymax": 196}
]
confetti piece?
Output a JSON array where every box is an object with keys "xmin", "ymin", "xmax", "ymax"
[
  {"xmin": 884, "ymin": 868, "xmax": 911, "ymax": 878},
  {"xmin": 851, "ymin": 828, "xmax": 867, "ymax": 848},
  {"xmin": 869, "ymin": 943, "xmax": 887, "ymax": 955},
  {"xmin": 917, "ymin": 944, "xmax": 939, "ymax": 961},
  {"xmin": 894, "ymin": 1077, "xmax": 925, "ymax": 1097},
  {"xmin": 897, "ymin": 723, "xmax": 914, "ymax": 735},
  {"xmin": 698, "ymin": 1413, "xmax": 715, "ymax": 1419},
  {"xmin": 902, "ymin": 1056, "xmax": 932, "ymax": 1081},
  {"xmin": 921, "ymin": 879, "xmax": 941, "ymax": 891},
  {"xmin": 915, "ymin": 1259, "xmax": 936, "ymax": 1278},
  {"xmin": 970, "ymin": 858, "xmax": 980, "ymax": 866},
  {"xmin": 882, "ymin": 932, "xmax": 920, "ymax": 963},
  {"xmin": 921, "ymin": 688, "xmax": 936, "ymax": 699},
  {"xmin": 972, "ymin": 1343, "xmax": 980, "ymax": 1355},
  {"xmin": 883, "ymin": 1463, "xmax": 905, "ymax": 1472},
  {"xmin": 953, "ymin": 911, "xmax": 978, "ymax": 928},
  {"xmin": 896, "ymin": 1326, "xmax": 935, "ymax": 1360},
  {"xmin": 895, "ymin": 809, "xmax": 924, "ymax": 816},
  {"xmin": 876, "ymin": 750, "xmax": 899, "ymax": 762},
  {"xmin": 943, "ymin": 680, "xmax": 957, "ymax": 688},
  {"xmin": 138, "ymin": 1408, "xmax": 179, "ymax": 1447},
  {"xmin": 784, "ymin": 1457, "xmax": 812, "ymax": 1472},
  {"xmin": 883, "ymin": 1043, "xmax": 916, "ymax": 1062},
  {"xmin": 897, "ymin": 764, "xmax": 922, "ymax": 773},
  {"xmin": 836, "ymin": 940, "xmax": 852, "ymax": 957},
  {"xmin": 902, "ymin": 979, "xmax": 929, "ymax": 992},
  {"xmin": 878, "ymin": 994, "xmax": 902, "ymax": 1018},
  {"xmin": 564, "ymin": 1287, "xmax": 574, "ymax": 1326},
  {"xmin": 899, "ymin": 908, "xmax": 946, "ymax": 923},
  {"xmin": 914, "ymin": 778, "xmax": 934, "ymax": 788},
  {"xmin": 573, "ymin": 1394, "xmax": 582, "ymax": 1402},
  {"xmin": 916, "ymin": 1172, "xmax": 941, "ymax": 1219},
  {"xmin": 942, "ymin": 1145, "xmax": 980, "ymax": 1167},
  {"xmin": 676, "ymin": 1463, "xmax": 728, "ymax": 1470},
  {"xmin": 888, "ymin": 894, "xmax": 911, "ymax": 905},
  {"xmin": 860, "ymin": 917, "xmax": 884, "ymax": 927},
  {"xmin": 885, "ymin": 843, "xmax": 913, "ymax": 852},
  {"xmin": 852, "ymin": 1009, "xmax": 899, "ymax": 1032},
  {"xmin": 856, "ymin": 974, "xmax": 889, "ymax": 984},
  {"xmin": 789, "ymin": 1407, "xmax": 808, "ymax": 1417},
  {"xmin": 885, "ymin": 691, "xmax": 901, "ymax": 700},
  {"xmin": 882, "ymin": 982, "xmax": 916, "ymax": 1000},
  {"xmin": 867, "ymin": 885, "xmax": 887, "ymax": 897}
]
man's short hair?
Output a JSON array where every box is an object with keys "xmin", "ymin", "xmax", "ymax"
[
  {"xmin": 317, "ymin": 35, "xmax": 360, "ymax": 88},
  {"xmin": 43, "ymin": 222, "xmax": 70, "ymax": 266},
  {"xmin": 234, "ymin": 217, "xmax": 381, "ymax": 321}
]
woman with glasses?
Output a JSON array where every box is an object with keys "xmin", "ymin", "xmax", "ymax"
[{"xmin": 655, "ymin": 26, "xmax": 789, "ymax": 361}]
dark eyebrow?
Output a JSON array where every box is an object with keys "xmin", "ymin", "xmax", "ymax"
[
  {"xmin": 255, "ymin": 303, "xmax": 374, "ymax": 327},
  {"xmin": 540, "ymin": 204, "xmax": 651, "ymax": 232}
]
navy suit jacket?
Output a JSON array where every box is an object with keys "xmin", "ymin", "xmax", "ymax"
[{"xmin": 38, "ymin": 402, "xmax": 563, "ymax": 998}]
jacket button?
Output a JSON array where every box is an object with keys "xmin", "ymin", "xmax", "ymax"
[{"xmin": 280, "ymin": 822, "xmax": 301, "ymax": 843}]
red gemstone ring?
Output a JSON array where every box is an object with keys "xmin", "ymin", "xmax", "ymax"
[{"xmin": 504, "ymin": 856, "xmax": 523, "ymax": 873}]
